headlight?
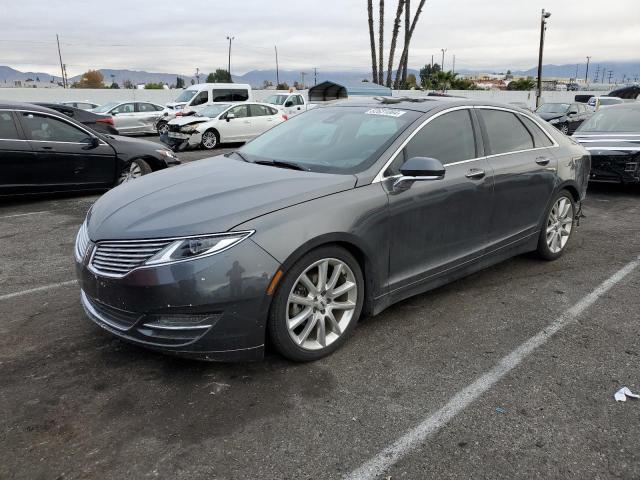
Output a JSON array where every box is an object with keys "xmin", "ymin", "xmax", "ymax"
[
  {"xmin": 155, "ymin": 149, "xmax": 177, "ymax": 159},
  {"xmin": 180, "ymin": 126, "xmax": 198, "ymax": 134},
  {"xmin": 548, "ymin": 118, "xmax": 561, "ymax": 124},
  {"xmin": 75, "ymin": 219, "xmax": 91, "ymax": 262},
  {"xmin": 144, "ymin": 231, "xmax": 254, "ymax": 266}
]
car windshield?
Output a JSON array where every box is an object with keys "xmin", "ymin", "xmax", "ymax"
[
  {"xmin": 199, "ymin": 104, "xmax": 231, "ymax": 117},
  {"xmin": 264, "ymin": 95, "xmax": 288, "ymax": 105},
  {"xmin": 576, "ymin": 108, "xmax": 640, "ymax": 132},
  {"xmin": 92, "ymin": 102, "xmax": 119, "ymax": 113},
  {"xmin": 239, "ymin": 106, "xmax": 420, "ymax": 174},
  {"xmin": 537, "ymin": 103, "xmax": 569, "ymax": 114},
  {"xmin": 174, "ymin": 90, "xmax": 197, "ymax": 103}
]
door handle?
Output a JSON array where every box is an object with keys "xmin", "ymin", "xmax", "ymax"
[
  {"xmin": 535, "ymin": 156, "xmax": 550, "ymax": 166},
  {"xmin": 465, "ymin": 168, "xmax": 485, "ymax": 179},
  {"xmin": 40, "ymin": 146, "xmax": 54, "ymax": 150}
]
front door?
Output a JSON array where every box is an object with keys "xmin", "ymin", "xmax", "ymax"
[
  {"xmin": 224, "ymin": 104, "xmax": 253, "ymax": 141},
  {"xmin": 17, "ymin": 111, "xmax": 116, "ymax": 188},
  {"xmin": 476, "ymin": 108, "xmax": 558, "ymax": 250},
  {"xmin": 111, "ymin": 103, "xmax": 137, "ymax": 134},
  {"xmin": 384, "ymin": 108, "xmax": 494, "ymax": 293}
]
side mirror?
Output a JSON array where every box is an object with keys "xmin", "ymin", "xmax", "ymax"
[
  {"xmin": 111, "ymin": 111, "xmax": 118, "ymax": 116},
  {"xmin": 284, "ymin": 101, "xmax": 294, "ymax": 107},
  {"xmin": 394, "ymin": 157, "xmax": 445, "ymax": 190},
  {"xmin": 226, "ymin": 113, "xmax": 235, "ymax": 122},
  {"xmin": 82, "ymin": 137, "xmax": 100, "ymax": 149}
]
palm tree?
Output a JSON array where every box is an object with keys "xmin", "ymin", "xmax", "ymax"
[
  {"xmin": 368, "ymin": 0, "xmax": 378, "ymax": 84},
  {"xmin": 378, "ymin": 0, "xmax": 384, "ymax": 84},
  {"xmin": 401, "ymin": 0, "xmax": 410, "ymax": 84},
  {"xmin": 386, "ymin": 0, "xmax": 405, "ymax": 87},
  {"xmin": 394, "ymin": 0, "xmax": 427, "ymax": 88}
]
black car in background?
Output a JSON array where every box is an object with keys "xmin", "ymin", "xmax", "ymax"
[
  {"xmin": 535, "ymin": 102, "xmax": 592, "ymax": 135},
  {"xmin": 0, "ymin": 102, "xmax": 180, "ymax": 196},
  {"xmin": 60, "ymin": 101, "xmax": 100, "ymax": 110},
  {"xmin": 573, "ymin": 103, "xmax": 640, "ymax": 184},
  {"xmin": 34, "ymin": 102, "xmax": 119, "ymax": 135}
]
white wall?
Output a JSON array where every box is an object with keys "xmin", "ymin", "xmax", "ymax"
[{"xmin": 0, "ymin": 87, "xmax": 604, "ymax": 110}]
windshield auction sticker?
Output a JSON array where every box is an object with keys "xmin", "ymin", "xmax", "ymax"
[{"xmin": 365, "ymin": 108, "xmax": 406, "ymax": 118}]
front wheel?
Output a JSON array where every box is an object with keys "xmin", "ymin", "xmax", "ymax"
[
  {"xmin": 201, "ymin": 129, "xmax": 219, "ymax": 150},
  {"xmin": 268, "ymin": 246, "xmax": 364, "ymax": 362},
  {"xmin": 536, "ymin": 190, "xmax": 576, "ymax": 260},
  {"xmin": 559, "ymin": 123, "xmax": 569, "ymax": 135},
  {"xmin": 156, "ymin": 121, "xmax": 168, "ymax": 136},
  {"xmin": 117, "ymin": 158, "xmax": 152, "ymax": 185}
]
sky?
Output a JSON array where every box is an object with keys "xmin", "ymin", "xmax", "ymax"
[{"xmin": 1, "ymin": 0, "xmax": 638, "ymax": 77}]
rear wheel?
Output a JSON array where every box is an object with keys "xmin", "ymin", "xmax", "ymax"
[
  {"xmin": 268, "ymin": 246, "xmax": 364, "ymax": 362},
  {"xmin": 117, "ymin": 158, "xmax": 152, "ymax": 185},
  {"xmin": 201, "ymin": 129, "xmax": 219, "ymax": 150},
  {"xmin": 536, "ymin": 190, "xmax": 575, "ymax": 260}
]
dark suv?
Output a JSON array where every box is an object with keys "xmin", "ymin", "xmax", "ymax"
[{"xmin": 0, "ymin": 102, "xmax": 180, "ymax": 196}]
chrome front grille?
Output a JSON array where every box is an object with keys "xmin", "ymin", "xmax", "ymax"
[
  {"xmin": 75, "ymin": 221, "xmax": 91, "ymax": 261},
  {"xmin": 90, "ymin": 239, "xmax": 173, "ymax": 277}
]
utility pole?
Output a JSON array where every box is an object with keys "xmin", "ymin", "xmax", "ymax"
[
  {"xmin": 62, "ymin": 64, "xmax": 68, "ymax": 88},
  {"xmin": 593, "ymin": 65, "xmax": 600, "ymax": 83},
  {"xmin": 226, "ymin": 36, "xmax": 234, "ymax": 79},
  {"xmin": 56, "ymin": 34, "xmax": 66, "ymax": 88},
  {"xmin": 275, "ymin": 45, "xmax": 280, "ymax": 86},
  {"xmin": 607, "ymin": 70, "xmax": 613, "ymax": 84},
  {"xmin": 300, "ymin": 72, "xmax": 307, "ymax": 89},
  {"xmin": 585, "ymin": 56, "xmax": 591, "ymax": 83},
  {"xmin": 601, "ymin": 66, "xmax": 606, "ymax": 84},
  {"xmin": 313, "ymin": 67, "xmax": 318, "ymax": 86},
  {"xmin": 441, "ymin": 48, "xmax": 447, "ymax": 71},
  {"xmin": 195, "ymin": 68, "xmax": 200, "ymax": 84},
  {"xmin": 452, "ymin": 55, "xmax": 456, "ymax": 75},
  {"xmin": 536, "ymin": 9, "xmax": 551, "ymax": 108},
  {"xmin": 574, "ymin": 64, "xmax": 579, "ymax": 82},
  {"xmin": 431, "ymin": 54, "xmax": 434, "ymax": 69}
]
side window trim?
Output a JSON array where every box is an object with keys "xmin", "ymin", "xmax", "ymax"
[{"xmin": 473, "ymin": 106, "xmax": 558, "ymax": 149}]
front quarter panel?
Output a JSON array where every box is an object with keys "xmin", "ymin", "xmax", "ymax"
[{"xmin": 234, "ymin": 183, "xmax": 390, "ymax": 303}]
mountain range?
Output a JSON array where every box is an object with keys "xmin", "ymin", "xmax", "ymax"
[{"xmin": 2, "ymin": 61, "xmax": 639, "ymax": 87}]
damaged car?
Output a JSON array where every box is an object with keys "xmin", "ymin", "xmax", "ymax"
[
  {"xmin": 573, "ymin": 103, "xmax": 640, "ymax": 184},
  {"xmin": 162, "ymin": 102, "xmax": 287, "ymax": 150}
]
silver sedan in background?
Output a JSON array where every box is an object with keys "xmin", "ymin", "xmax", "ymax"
[{"xmin": 92, "ymin": 101, "xmax": 165, "ymax": 135}]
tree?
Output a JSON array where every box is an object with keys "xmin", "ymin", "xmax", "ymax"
[
  {"xmin": 109, "ymin": 82, "xmax": 120, "ymax": 89},
  {"xmin": 73, "ymin": 69, "xmax": 105, "ymax": 88},
  {"xmin": 123, "ymin": 79, "xmax": 134, "ymax": 89},
  {"xmin": 367, "ymin": 0, "xmax": 377, "ymax": 83},
  {"xmin": 207, "ymin": 69, "xmax": 232, "ymax": 83},
  {"xmin": 419, "ymin": 63, "xmax": 441, "ymax": 88},
  {"xmin": 262, "ymin": 80, "xmax": 274, "ymax": 88},
  {"xmin": 507, "ymin": 77, "xmax": 535, "ymax": 90},
  {"xmin": 406, "ymin": 73, "xmax": 417, "ymax": 88},
  {"xmin": 144, "ymin": 82, "xmax": 164, "ymax": 89},
  {"xmin": 276, "ymin": 82, "xmax": 289, "ymax": 90},
  {"xmin": 378, "ymin": 0, "xmax": 384, "ymax": 84},
  {"xmin": 190, "ymin": 79, "xmax": 195, "ymax": 85},
  {"xmin": 394, "ymin": 0, "xmax": 427, "ymax": 88},
  {"xmin": 176, "ymin": 76, "xmax": 185, "ymax": 88},
  {"xmin": 386, "ymin": 0, "xmax": 405, "ymax": 87}
]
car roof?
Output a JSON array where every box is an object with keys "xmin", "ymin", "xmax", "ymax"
[
  {"xmin": 0, "ymin": 101, "xmax": 71, "ymax": 115},
  {"xmin": 322, "ymin": 97, "xmax": 532, "ymax": 114},
  {"xmin": 597, "ymin": 102, "xmax": 640, "ymax": 110}
]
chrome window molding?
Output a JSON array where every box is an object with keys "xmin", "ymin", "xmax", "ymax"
[
  {"xmin": 372, "ymin": 105, "xmax": 560, "ymax": 183},
  {"xmin": 0, "ymin": 108, "xmax": 107, "ymax": 145},
  {"xmin": 583, "ymin": 146, "xmax": 640, "ymax": 152}
]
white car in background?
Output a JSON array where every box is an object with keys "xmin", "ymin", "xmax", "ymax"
[
  {"xmin": 263, "ymin": 92, "xmax": 315, "ymax": 117},
  {"xmin": 163, "ymin": 102, "xmax": 286, "ymax": 150},
  {"xmin": 92, "ymin": 101, "xmax": 165, "ymax": 134},
  {"xmin": 587, "ymin": 96, "xmax": 624, "ymax": 110}
]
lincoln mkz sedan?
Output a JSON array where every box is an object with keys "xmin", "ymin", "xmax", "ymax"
[{"xmin": 75, "ymin": 99, "xmax": 590, "ymax": 362}]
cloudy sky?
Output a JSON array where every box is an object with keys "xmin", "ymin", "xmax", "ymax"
[{"xmin": 1, "ymin": 0, "xmax": 638, "ymax": 76}]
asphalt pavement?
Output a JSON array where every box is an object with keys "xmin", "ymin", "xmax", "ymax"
[{"xmin": 1, "ymin": 182, "xmax": 639, "ymax": 480}]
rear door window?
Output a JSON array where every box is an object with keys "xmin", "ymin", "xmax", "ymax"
[
  {"xmin": 0, "ymin": 111, "xmax": 21, "ymax": 139},
  {"xmin": 479, "ymin": 109, "xmax": 534, "ymax": 155},
  {"xmin": 519, "ymin": 115, "xmax": 553, "ymax": 148},
  {"xmin": 249, "ymin": 104, "xmax": 273, "ymax": 117},
  {"xmin": 212, "ymin": 89, "xmax": 233, "ymax": 102},
  {"xmin": 137, "ymin": 102, "xmax": 158, "ymax": 113}
]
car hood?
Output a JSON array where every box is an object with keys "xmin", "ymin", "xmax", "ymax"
[
  {"xmin": 572, "ymin": 132, "xmax": 640, "ymax": 153},
  {"xmin": 168, "ymin": 116, "xmax": 213, "ymax": 127},
  {"xmin": 87, "ymin": 157, "xmax": 356, "ymax": 240},
  {"xmin": 104, "ymin": 134, "xmax": 165, "ymax": 154},
  {"xmin": 537, "ymin": 112, "xmax": 565, "ymax": 121}
]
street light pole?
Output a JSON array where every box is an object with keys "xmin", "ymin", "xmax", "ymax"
[
  {"xmin": 585, "ymin": 56, "xmax": 591, "ymax": 84},
  {"xmin": 226, "ymin": 36, "xmax": 234, "ymax": 80},
  {"xmin": 441, "ymin": 48, "xmax": 447, "ymax": 71},
  {"xmin": 536, "ymin": 9, "xmax": 551, "ymax": 108}
]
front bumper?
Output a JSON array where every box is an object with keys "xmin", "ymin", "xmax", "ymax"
[
  {"xmin": 589, "ymin": 153, "xmax": 640, "ymax": 184},
  {"xmin": 76, "ymin": 238, "xmax": 280, "ymax": 361},
  {"xmin": 160, "ymin": 131, "xmax": 202, "ymax": 151}
]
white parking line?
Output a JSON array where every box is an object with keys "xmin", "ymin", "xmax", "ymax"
[
  {"xmin": 345, "ymin": 256, "xmax": 640, "ymax": 480},
  {"xmin": 0, "ymin": 280, "xmax": 77, "ymax": 302},
  {"xmin": 0, "ymin": 211, "xmax": 51, "ymax": 220}
]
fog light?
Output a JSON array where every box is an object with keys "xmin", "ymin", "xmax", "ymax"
[{"xmin": 142, "ymin": 313, "xmax": 221, "ymax": 330}]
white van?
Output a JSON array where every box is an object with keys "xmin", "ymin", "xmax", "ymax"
[{"xmin": 166, "ymin": 83, "xmax": 253, "ymax": 113}]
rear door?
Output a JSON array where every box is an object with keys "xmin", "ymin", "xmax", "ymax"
[
  {"xmin": 17, "ymin": 111, "xmax": 116, "ymax": 188},
  {"xmin": 476, "ymin": 107, "xmax": 558, "ymax": 250},
  {"xmin": 248, "ymin": 104, "xmax": 280, "ymax": 137},
  {"xmin": 135, "ymin": 102, "xmax": 163, "ymax": 133},
  {"xmin": 0, "ymin": 110, "xmax": 41, "ymax": 194}
]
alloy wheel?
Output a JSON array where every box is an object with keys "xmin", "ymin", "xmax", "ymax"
[
  {"xmin": 286, "ymin": 258, "xmax": 357, "ymax": 351},
  {"xmin": 546, "ymin": 196, "xmax": 574, "ymax": 253},
  {"xmin": 118, "ymin": 162, "xmax": 143, "ymax": 184},
  {"xmin": 202, "ymin": 131, "xmax": 217, "ymax": 149},
  {"xmin": 560, "ymin": 123, "xmax": 569, "ymax": 135},
  {"xmin": 157, "ymin": 122, "xmax": 169, "ymax": 135}
]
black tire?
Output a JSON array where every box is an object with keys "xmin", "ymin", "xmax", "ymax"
[
  {"xmin": 156, "ymin": 121, "xmax": 168, "ymax": 135},
  {"xmin": 536, "ymin": 189, "xmax": 576, "ymax": 261},
  {"xmin": 268, "ymin": 245, "xmax": 365, "ymax": 362},
  {"xmin": 117, "ymin": 158, "xmax": 152, "ymax": 185},
  {"xmin": 201, "ymin": 129, "xmax": 220, "ymax": 150}
]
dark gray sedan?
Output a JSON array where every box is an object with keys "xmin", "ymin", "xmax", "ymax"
[{"xmin": 75, "ymin": 99, "xmax": 590, "ymax": 362}]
